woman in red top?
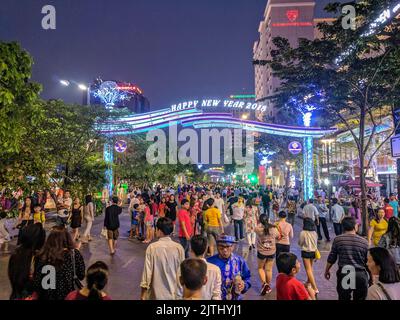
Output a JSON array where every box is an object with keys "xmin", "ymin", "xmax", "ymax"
[
  {"xmin": 66, "ymin": 261, "xmax": 111, "ymax": 300},
  {"xmin": 158, "ymin": 197, "xmax": 166, "ymax": 218}
]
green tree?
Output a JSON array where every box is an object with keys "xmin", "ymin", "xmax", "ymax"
[
  {"xmin": 0, "ymin": 42, "xmax": 43, "ymax": 155},
  {"xmin": 267, "ymin": 0, "xmax": 400, "ymax": 234}
]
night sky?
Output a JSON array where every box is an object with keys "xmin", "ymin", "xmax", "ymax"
[{"xmin": 1, "ymin": 0, "xmax": 337, "ymax": 109}]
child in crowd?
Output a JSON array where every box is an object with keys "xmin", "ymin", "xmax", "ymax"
[
  {"xmin": 143, "ymin": 201, "xmax": 154, "ymax": 244},
  {"xmin": 33, "ymin": 205, "xmax": 46, "ymax": 225},
  {"xmin": 129, "ymin": 204, "xmax": 139, "ymax": 239},
  {"xmin": 276, "ymin": 252, "xmax": 316, "ymax": 300}
]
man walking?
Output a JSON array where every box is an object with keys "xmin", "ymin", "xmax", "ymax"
[
  {"xmin": 104, "ymin": 196, "xmax": 122, "ymax": 255},
  {"xmin": 176, "ymin": 235, "xmax": 222, "ymax": 300},
  {"xmin": 331, "ymin": 198, "xmax": 345, "ymax": 236},
  {"xmin": 324, "ymin": 217, "xmax": 369, "ymax": 300},
  {"xmin": 303, "ymin": 199, "xmax": 320, "ymax": 226},
  {"xmin": 140, "ymin": 218, "xmax": 185, "ymax": 300},
  {"xmin": 177, "ymin": 199, "xmax": 192, "ymax": 258},
  {"xmin": 315, "ymin": 196, "xmax": 331, "ymax": 241}
]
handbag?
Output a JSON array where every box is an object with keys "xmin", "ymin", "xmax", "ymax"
[
  {"xmin": 71, "ymin": 250, "xmax": 83, "ymax": 290},
  {"xmin": 377, "ymin": 282, "xmax": 392, "ymax": 300},
  {"xmin": 315, "ymin": 249, "xmax": 321, "ymax": 260}
]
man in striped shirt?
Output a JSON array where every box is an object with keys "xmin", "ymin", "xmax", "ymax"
[{"xmin": 324, "ymin": 217, "xmax": 369, "ymax": 300}]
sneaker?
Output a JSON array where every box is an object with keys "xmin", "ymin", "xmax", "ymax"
[
  {"xmin": 260, "ymin": 283, "xmax": 270, "ymax": 296},
  {"xmin": 249, "ymin": 246, "xmax": 252, "ymax": 251},
  {"xmin": 252, "ymin": 244, "xmax": 256, "ymax": 249},
  {"xmin": 265, "ymin": 285, "xmax": 272, "ymax": 294}
]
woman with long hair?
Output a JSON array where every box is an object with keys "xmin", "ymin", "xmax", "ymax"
[
  {"xmin": 367, "ymin": 247, "xmax": 400, "ymax": 300},
  {"xmin": 256, "ymin": 214, "xmax": 280, "ymax": 295},
  {"xmin": 378, "ymin": 217, "xmax": 400, "ymax": 266},
  {"xmin": 65, "ymin": 261, "xmax": 111, "ymax": 300},
  {"xmin": 33, "ymin": 226, "xmax": 85, "ymax": 300},
  {"xmin": 298, "ymin": 218, "xmax": 319, "ymax": 295},
  {"xmin": 8, "ymin": 223, "xmax": 46, "ymax": 300},
  {"xmin": 16, "ymin": 197, "xmax": 34, "ymax": 245},
  {"xmin": 70, "ymin": 197, "xmax": 83, "ymax": 241},
  {"xmin": 82, "ymin": 195, "xmax": 95, "ymax": 243}
]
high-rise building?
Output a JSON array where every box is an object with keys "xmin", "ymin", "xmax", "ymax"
[{"xmin": 253, "ymin": 0, "xmax": 334, "ymax": 122}]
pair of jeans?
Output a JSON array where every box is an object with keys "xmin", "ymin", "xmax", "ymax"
[
  {"xmin": 287, "ymin": 213, "xmax": 295, "ymax": 226},
  {"xmin": 336, "ymin": 268, "xmax": 369, "ymax": 300},
  {"xmin": 317, "ymin": 217, "xmax": 331, "ymax": 240},
  {"xmin": 333, "ymin": 223, "xmax": 343, "ymax": 236},
  {"xmin": 179, "ymin": 237, "xmax": 190, "ymax": 259},
  {"xmin": 233, "ymin": 219, "xmax": 244, "ymax": 241}
]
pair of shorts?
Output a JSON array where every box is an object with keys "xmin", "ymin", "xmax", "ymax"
[
  {"xmin": 206, "ymin": 226, "xmax": 221, "ymax": 245},
  {"xmin": 107, "ymin": 229, "xmax": 119, "ymax": 240},
  {"xmin": 145, "ymin": 221, "xmax": 154, "ymax": 227},
  {"xmin": 301, "ymin": 251, "xmax": 316, "ymax": 259},
  {"xmin": 257, "ymin": 252, "xmax": 275, "ymax": 260}
]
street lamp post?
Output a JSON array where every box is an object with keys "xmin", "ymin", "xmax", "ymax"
[{"xmin": 59, "ymin": 79, "xmax": 90, "ymax": 106}]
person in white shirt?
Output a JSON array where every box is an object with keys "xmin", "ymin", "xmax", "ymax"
[
  {"xmin": 176, "ymin": 235, "xmax": 222, "ymax": 300},
  {"xmin": 302, "ymin": 199, "xmax": 320, "ymax": 225},
  {"xmin": 331, "ymin": 198, "xmax": 345, "ymax": 236},
  {"xmin": 232, "ymin": 197, "xmax": 245, "ymax": 241},
  {"xmin": 140, "ymin": 217, "xmax": 185, "ymax": 300},
  {"xmin": 57, "ymin": 190, "xmax": 72, "ymax": 227},
  {"xmin": 213, "ymin": 193, "xmax": 225, "ymax": 216}
]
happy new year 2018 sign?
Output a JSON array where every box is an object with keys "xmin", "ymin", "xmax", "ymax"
[{"xmin": 170, "ymin": 99, "xmax": 268, "ymax": 113}]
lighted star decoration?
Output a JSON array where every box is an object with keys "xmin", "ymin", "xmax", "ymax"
[{"xmin": 93, "ymin": 81, "xmax": 129, "ymax": 109}]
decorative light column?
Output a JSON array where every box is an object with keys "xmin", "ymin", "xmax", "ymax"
[
  {"xmin": 303, "ymin": 111, "xmax": 314, "ymax": 201},
  {"xmin": 104, "ymin": 140, "xmax": 114, "ymax": 197}
]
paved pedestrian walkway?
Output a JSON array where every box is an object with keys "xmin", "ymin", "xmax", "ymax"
[{"xmin": 0, "ymin": 208, "xmax": 340, "ymax": 300}]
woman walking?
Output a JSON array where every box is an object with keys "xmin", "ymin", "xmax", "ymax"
[
  {"xmin": 275, "ymin": 211, "xmax": 294, "ymax": 258},
  {"xmin": 378, "ymin": 217, "xmax": 400, "ymax": 266},
  {"xmin": 70, "ymin": 197, "xmax": 83, "ymax": 241},
  {"xmin": 244, "ymin": 203, "xmax": 258, "ymax": 251},
  {"xmin": 16, "ymin": 197, "xmax": 34, "ymax": 245},
  {"xmin": 256, "ymin": 214, "xmax": 280, "ymax": 295},
  {"xmin": 82, "ymin": 195, "xmax": 95, "ymax": 243},
  {"xmin": 368, "ymin": 208, "xmax": 389, "ymax": 247},
  {"xmin": 298, "ymin": 218, "xmax": 319, "ymax": 295}
]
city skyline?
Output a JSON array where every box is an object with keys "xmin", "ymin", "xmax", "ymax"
[{"xmin": 0, "ymin": 0, "xmax": 339, "ymax": 109}]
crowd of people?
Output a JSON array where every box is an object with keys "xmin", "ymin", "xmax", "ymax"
[{"xmin": 2, "ymin": 182, "xmax": 400, "ymax": 300}]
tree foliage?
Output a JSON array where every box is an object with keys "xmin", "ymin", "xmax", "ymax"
[{"xmin": 267, "ymin": 0, "xmax": 400, "ymax": 234}]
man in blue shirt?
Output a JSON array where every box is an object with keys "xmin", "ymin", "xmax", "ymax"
[
  {"xmin": 389, "ymin": 193, "xmax": 399, "ymax": 218},
  {"xmin": 207, "ymin": 235, "xmax": 251, "ymax": 300}
]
